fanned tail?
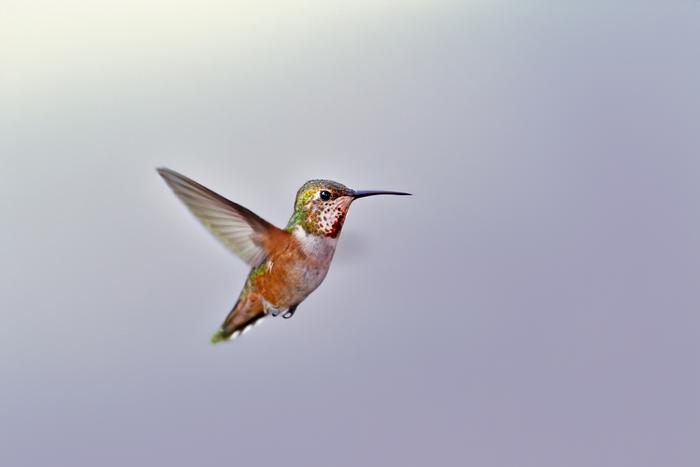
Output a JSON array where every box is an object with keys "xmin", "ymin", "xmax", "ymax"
[{"xmin": 211, "ymin": 292, "xmax": 266, "ymax": 344}]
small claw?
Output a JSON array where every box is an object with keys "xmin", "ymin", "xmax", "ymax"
[{"xmin": 282, "ymin": 306, "xmax": 297, "ymax": 319}]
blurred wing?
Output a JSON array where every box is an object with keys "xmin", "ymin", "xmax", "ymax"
[{"xmin": 157, "ymin": 168, "xmax": 279, "ymax": 267}]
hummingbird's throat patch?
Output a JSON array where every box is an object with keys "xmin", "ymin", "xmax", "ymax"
[{"xmin": 308, "ymin": 198, "xmax": 349, "ymax": 237}]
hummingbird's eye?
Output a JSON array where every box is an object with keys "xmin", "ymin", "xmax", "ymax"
[{"xmin": 319, "ymin": 190, "xmax": 331, "ymax": 201}]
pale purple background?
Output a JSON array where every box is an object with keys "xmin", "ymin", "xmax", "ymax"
[{"xmin": 1, "ymin": 1, "xmax": 698, "ymax": 466}]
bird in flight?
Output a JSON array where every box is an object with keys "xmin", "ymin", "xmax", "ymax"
[{"xmin": 157, "ymin": 168, "xmax": 411, "ymax": 343}]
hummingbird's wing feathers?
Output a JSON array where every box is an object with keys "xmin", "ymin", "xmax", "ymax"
[{"xmin": 158, "ymin": 168, "xmax": 282, "ymax": 267}]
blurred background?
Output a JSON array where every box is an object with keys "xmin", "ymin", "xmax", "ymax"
[{"xmin": 1, "ymin": 1, "xmax": 698, "ymax": 466}]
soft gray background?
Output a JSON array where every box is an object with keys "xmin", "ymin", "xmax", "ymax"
[{"xmin": 1, "ymin": 1, "xmax": 698, "ymax": 466}]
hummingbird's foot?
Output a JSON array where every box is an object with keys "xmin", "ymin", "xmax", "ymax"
[
  {"xmin": 269, "ymin": 309, "xmax": 281, "ymax": 317},
  {"xmin": 282, "ymin": 305, "xmax": 298, "ymax": 319}
]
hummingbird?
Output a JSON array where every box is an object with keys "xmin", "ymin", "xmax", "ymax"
[{"xmin": 157, "ymin": 168, "xmax": 411, "ymax": 343}]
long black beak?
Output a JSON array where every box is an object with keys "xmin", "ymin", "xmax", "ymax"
[{"xmin": 352, "ymin": 189, "xmax": 412, "ymax": 199}]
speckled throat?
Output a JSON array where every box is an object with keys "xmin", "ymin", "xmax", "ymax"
[{"xmin": 299, "ymin": 196, "xmax": 353, "ymax": 237}]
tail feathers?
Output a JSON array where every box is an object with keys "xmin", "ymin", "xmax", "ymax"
[
  {"xmin": 210, "ymin": 313, "xmax": 266, "ymax": 343},
  {"xmin": 211, "ymin": 294, "xmax": 266, "ymax": 344}
]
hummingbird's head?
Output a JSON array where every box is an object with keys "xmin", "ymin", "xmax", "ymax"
[{"xmin": 289, "ymin": 179, "xmax": 411, "ymax": 237}]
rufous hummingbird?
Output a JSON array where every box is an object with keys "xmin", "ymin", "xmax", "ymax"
[{"xmin": 157, "ymin": 168, "xmax": 411, "ymax": 343}]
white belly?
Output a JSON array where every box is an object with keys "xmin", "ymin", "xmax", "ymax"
[{"xmin": 290, "ymin": 226, "xmax": 338, "ymax": 298}]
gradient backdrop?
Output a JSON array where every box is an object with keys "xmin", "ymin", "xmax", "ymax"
[{"xmin": 1, "ymin": 1, "xmax": 698, "ymax": 466}]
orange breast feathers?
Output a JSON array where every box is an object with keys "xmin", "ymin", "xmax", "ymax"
[{"xmin": 252, "ymin": 230, "xmax": 311, "ymax": 309}]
